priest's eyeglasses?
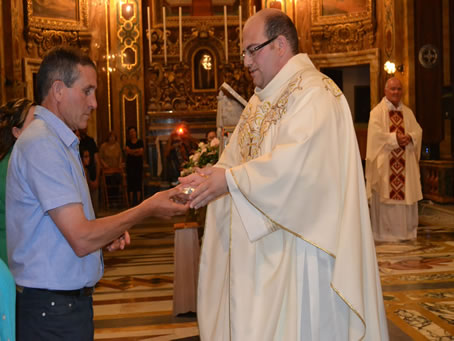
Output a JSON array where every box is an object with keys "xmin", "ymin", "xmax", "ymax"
[{"xmin": 242, "ymin": 36, "xmax": 278, "ymax": 59}]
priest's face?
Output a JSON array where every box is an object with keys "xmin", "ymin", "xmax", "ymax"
[
  {"xmin": 243, "ymin": 17, "xmax": 281, "ymax": 89},
  {"xmin": 384, "ymin": 78, "xmax": 403, "ymax": 107}
]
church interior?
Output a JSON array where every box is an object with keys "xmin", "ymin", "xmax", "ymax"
[{"xmin": 1, "ymin": 0, "xmax": 454, "ymax": 340}]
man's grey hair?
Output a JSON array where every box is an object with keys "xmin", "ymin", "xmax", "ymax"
[{"xmin": 36, "ymin": 46, "xmax": 96, "ymax": 105}]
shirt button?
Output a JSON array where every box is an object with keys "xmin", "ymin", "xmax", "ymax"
[
  {"xmin": 51, "ymin": 302, "xmax": 55, "ymax": 306},
  {"xmin": 68, "ymin": 303, "xmax": 72, "ymax": 308},
  {"xmin": 42, "ymin": 312, "xmax": 46, "ymax": 317},
  {"xmin": 2, "ymin": 314, "xmax": 5, "ymax": 320}
]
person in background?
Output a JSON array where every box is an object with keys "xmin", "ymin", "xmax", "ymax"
[
  {"xmin": 99, "ymin": 131, "xmax": 124, "ymax": 206},
  {"xmin": 0, "ymin": 98, "xmax": 35, "ymax": 265},
  {"xmin": 206, "ymin": 130, "xmax": 217, "ymax": 143},
  {"xmin": 6, "ymin": 46, "xmax": 188, "ymax": 340},
  {"xmin": 366, "ymin": 77, "xmax": 423, "ymax": 242},
  {"xmin": 100, "ymin": 131, "xmax": 122, "ymax": 170},
  {"xmin": 79, "ymin": 128, "xmax": 101, "ymax": 215},
  {"xmin": 164, "ymin": 122, "xmax": 198, "ymax": 185},
  {"xmin": 125, "ymin": 126, "xmax": 144, "ymax": 206},
  {"xmin": 179, "ymin": 9, "xmax": 388, "ymax": 340}
]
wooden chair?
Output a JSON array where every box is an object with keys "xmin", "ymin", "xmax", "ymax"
[{"xmin": 101, "ymin": 167, "xmax": 129, "ymax": 209}]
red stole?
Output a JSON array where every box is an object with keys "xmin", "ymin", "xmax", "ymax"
[{"xmin": 389, "ymin": 110, "xmax": 405, "ymax": 200}]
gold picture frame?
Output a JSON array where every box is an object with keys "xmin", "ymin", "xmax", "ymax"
[
  {"xmin": 26, "ymin": 0, "xmax": 89, "ymax": 32},
  {"xmin": 310, "ymin": 0, "xmax": 375, "ymax": 53},
  {"xmin": 312, "ymin": 0, "xmax": 373, "ymax": 25}
]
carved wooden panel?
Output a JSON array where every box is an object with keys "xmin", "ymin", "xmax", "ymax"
[{"xmin": 310, "ymin": 0, "xmax": 375, "ymax": 54}]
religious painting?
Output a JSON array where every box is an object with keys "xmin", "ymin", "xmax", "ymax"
[
  {"xmin": 321, "ymin": 0, "xmax": 368, "ymax": 16},
  {"xmin": 26, "ymin": 0, "xmax": 88, "ymax": 31},
  {"xmin": 312, "ymin": 0, "xmax": 373, "ymax": 25}
]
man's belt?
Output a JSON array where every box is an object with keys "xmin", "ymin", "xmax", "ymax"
[{"xmin": 16, "ymin": 285, "xmax": 94, "ymax": 297}]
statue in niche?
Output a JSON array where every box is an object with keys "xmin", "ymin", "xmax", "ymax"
[{"xmin": 193, "ymin": 49, "xmax": 216, "ymax": 90}]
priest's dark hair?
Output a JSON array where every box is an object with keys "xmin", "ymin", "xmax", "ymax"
[
  {"xmin": 264, "ymin": 11, "xmax": 299, "ymax": 55},
  {"xmin": 36, "ymin": 46, "xmax": 96, "ymax": 105}
]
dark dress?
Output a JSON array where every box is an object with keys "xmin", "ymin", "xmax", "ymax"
[{"xmin": 126, "ymin": 139, "xmax": 144, "ymax": 193}]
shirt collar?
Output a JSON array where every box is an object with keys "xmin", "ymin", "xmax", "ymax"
[{"xmin": 34, "ymin": 106, "xmax": 79, "ymax": 148}]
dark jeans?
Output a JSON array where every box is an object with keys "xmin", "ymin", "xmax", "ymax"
[{"xmin": 16, "ymin": 287, "xmax": 94, "ymax": 341}]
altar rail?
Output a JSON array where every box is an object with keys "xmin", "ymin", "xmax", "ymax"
[{"xmin": 420, "ymin": 160, "xmax": 454, "ymax": 203}]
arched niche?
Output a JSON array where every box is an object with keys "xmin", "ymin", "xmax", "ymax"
[{"xmin": 192, "ymin": 47, "xmax": 218, "ymax": 92}]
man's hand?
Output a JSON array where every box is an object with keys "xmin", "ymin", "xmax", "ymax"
[
  {"xmin": 180, "ymin": 167, "xmax": 228, "ymax": 209},
  {"xmin": 106, "ymin": 231, "xmax": 131, "ymax": 252},
  {"xmin": 141, "ymin": 187, "xmax": 189, "ymax": 219}
]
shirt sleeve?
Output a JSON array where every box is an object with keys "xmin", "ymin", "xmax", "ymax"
[{"xmin": 22, "ymin": 136, "xmax": 83, "ymax": 213}]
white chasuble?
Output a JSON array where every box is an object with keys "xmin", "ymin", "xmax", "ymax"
[
  {"xmin": 366, "ymin": 97, "xmax": 423, "ymax": 205},
  {"xmin": 197, "ymin": 54, "xmax": 389, "ymax": 340}
]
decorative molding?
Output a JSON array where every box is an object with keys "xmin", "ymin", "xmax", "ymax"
[
  {"xmin": 22, "ymin": 57, "xmax": 42, "ymax": 101},
  {"xmin": 310, "ymin": 0, "xmax": 375, "ymax": 54},
  {"xmin": 120, "ymin": 85, "xmax": 142, "ymax": 142},
  {"xmin": 117, "ymin": 0, "xmax": 141, "ymax": 75},
  {"xmin": 384, "ymin": 0, "xmax": 394, "ymax": 58},
  {"xmin": 146, "ymin": 21, "xmax": 252, "ymax": 113},
  {"xmin": 24, "ymin": 0, "xmax": 90, "ymax": 56}
]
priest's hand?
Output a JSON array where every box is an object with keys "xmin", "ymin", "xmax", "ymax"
[
  {"xmin": 397, "ymin": 132, "xmax": 411, "ymax": 147},
  {"xmin": 180, "ymin": 167, "xmax": 228, "ymax": 209}
]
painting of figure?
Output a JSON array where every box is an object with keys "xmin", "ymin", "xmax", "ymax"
[
  {"xmin": 322, "ymin": 0, "xmax": 368, "ymax": 16},
  {"xmin": 32, "ymin": 0, "xmax": 77, "ymax": 21}
]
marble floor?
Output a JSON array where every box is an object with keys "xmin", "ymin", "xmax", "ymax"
[{"xmin": 93, "ymin": 201, "xmax": 454, "ymax": 340}]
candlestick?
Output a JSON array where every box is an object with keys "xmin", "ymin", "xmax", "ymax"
[
  {"xmin": 162, "ymin": 6, "xmax": 167, "ymax": 65},
  {"xmin": 224, "ymin": 6, "xmax": 228, "ymax": 63},
  {"xmin": 147, "ymin": 6, "xmax": 152, "ymax": 64},
  {"xmin": 179, "ymin": 7, "xmax": 182, "ymax": 62},
  {"xmin": 239, "ymin": 5, "xmax": 242, "ymax": 59}
]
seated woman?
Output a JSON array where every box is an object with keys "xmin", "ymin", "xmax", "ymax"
[
  {"xmin": 164, "ymin": 123, "xmax": 198, "ymax": 185},
  {"xmin": 100, "ymin": 131, "xmax": 122, "ymax": 170}
]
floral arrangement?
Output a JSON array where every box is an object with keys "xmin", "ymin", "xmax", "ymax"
[{"xmin": 180, "ymin": 137, "xmax": 220, "ymax": 177}]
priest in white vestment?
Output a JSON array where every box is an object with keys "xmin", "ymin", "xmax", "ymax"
[
  {"xmin": 366, "ymin": 77, "xmax": 423, "ymax": 242},
  {"xmin": 180, "ymin": 9, "xmax": 389, "ymax": 341}
]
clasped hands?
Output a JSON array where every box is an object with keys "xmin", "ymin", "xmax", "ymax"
[
  {"xmin": 396, "ymin": 132, "xmax": 412, "ymax": 148},
  {"xmin": 173, "ymin": 166, "xmax": 228, "ymax": 209}
]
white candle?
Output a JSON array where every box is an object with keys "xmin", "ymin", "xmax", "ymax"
[
  {"xmin": 147, "ymin": 6, "xmax": 152, "ymax": 64},
  {"xmin": 239, "ymin": 5, "xmax": 242, "ymax": 59},
  {"xmin": 162, "ymin": 7, "xmax": 167, "ymax": 65},
  {"xmin": 224, "ymin": 6, "xmax": 228, "ymax": 63},
  {"xmin": 253, "ymin": 5, "xmax": 256, "ymax": 14},
  {"xmin": 179, "ymin": 7, "xmax": 182, "ymax": 62}
]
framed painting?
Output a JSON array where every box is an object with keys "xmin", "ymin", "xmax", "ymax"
[
  {"xmin": 26, "ymin": 0, "xmax": 89, "ymax": 31},
  {"xmin": 312, "ymin": 0, "xmax": 373, "ymax": 25}
]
